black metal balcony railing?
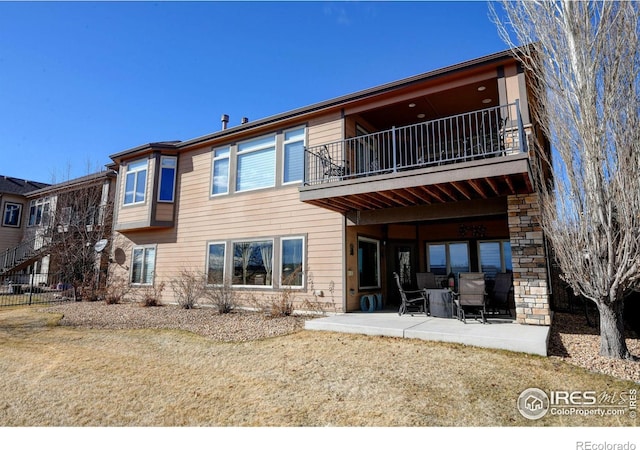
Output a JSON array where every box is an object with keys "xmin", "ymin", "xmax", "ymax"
[
  {"xmin": 1, "ymin": 234, "xmax": 49, "ymax": 274},
  {"xmin": 304, "ymin": 101, "xmax": 527, "ymax": 186}
]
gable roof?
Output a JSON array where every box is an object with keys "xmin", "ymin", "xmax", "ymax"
[
  {"xmin": 0, "ymin": 176, "xmax": 50, "ymax": 196},
  {"xmin": 110, "ymin": 48, "xmax": 519, "ymax": 163},
  {"xmin": 25, "ymin": 170, "xmax": 116, "ymax": 198}
]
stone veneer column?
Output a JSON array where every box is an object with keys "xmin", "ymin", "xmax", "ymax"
[{"xmin": 507, "ymin": 193, "xmax": 551, "ymax": 325}]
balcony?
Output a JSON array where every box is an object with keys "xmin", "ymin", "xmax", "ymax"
[{"xmin": 300, "ymin": 102, "xmax": 535, "ymax": 214}]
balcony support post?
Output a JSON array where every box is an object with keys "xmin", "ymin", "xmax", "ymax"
[
  {"xmin": 516, "ymin": 99, "xmax": 527, "ymax": 153},
  {"xmin": 392, "ymin": 126, "xmax": 397, "ymax": 172}
]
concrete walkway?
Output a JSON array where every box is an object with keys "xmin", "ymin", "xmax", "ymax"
[{"xmin": 305, "ymin": 311, "xmax": 550, "ymax": 356}]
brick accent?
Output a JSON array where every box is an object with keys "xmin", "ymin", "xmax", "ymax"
[{"xmin": 508, "ymin": 193, "xmax": 551, "ymax": 325}]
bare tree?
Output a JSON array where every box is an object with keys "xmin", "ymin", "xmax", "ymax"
[
  {"xmin": 46, "ymin": 173, "xmax": 115, "ymax": 301},
  {"xmin": 492, "ymin": 1, "xmax": 640, "ymax": 359}
]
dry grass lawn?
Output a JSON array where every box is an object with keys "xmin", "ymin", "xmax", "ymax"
[{"xmin": 0, "ymin": 306, "xmax": 637, "ymax": 426}]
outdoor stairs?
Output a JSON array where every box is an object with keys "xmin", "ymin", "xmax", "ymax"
[{"xmin": 0, "ymin": 237, "xmax": 49, "ymax": 275}]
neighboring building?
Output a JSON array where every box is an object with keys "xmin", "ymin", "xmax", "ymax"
[
  {"xmin": 0, "ymin": 176, "xmax": 50, "ymax": 271},
  {"xmin": 109, "ymin": 49, "xmax": 553, "ymax": 326},
  {"xmin": 1, "ymin": 171, "xmax": 116, "ymax": 293}
]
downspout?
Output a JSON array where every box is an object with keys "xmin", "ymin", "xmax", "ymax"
[{"xmin": 342, "ymin": 214, "xmax": 348, "ymax": 313}]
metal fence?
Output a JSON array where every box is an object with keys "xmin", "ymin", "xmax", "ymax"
[{"xmin": 0, "ymin": 271, "xmax": 74, "ymax": 307}]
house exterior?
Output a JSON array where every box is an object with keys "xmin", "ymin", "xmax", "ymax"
[
  {"xmin": 109, "ymin": 49, "xmax": 553, "ymax": 326},
  {"xmin": 1, "ymin": 171, "xmax": 116, "ymax": 293},
  {"xmin": 0, "ymin": 176, "xmax": 50, "ymax": 273}
]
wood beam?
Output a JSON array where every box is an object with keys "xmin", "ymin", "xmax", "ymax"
[
  {"xmin": 378, "ymin": 190, "xmax": 412, "ymax": 207},
  {"xmin": 451, "ymin": 181, "xmax": 473, "ymax": 200},
  {"xmin": 347, "ymin": 197, "xmax": 508, "ymax": 226},
  {"xmin": 468, "ymin": 179, "xmax": 488, "ymax": 198},
  {"xmin": 433, "ymin": 183, "xmax": 458, "ymax": 202},
  {"xmin": 390, "ymin": 189, "xmax": 422, "ymax": 205},
  {"xmin": 323, "ymin": 197, "xmax": 357, "ymax": 212},
  {"xmin": 503, "ymin": 175, "xmax": 516, "ymax": 195},
  {"xmin": 421, "ymin": 186, "xmax": 446, "ymax": 203},
  {"xmin": 485, "ymin": 177, "xmax": 500, "ymax": 196},
  {"xmin": 339, "ymin": 195, "xmax": 375, "ymax": 210},
  {"xmin": 359, "ymin": 193, "xmax": 392, "ymax": 209},
  {"xmin": 405, "ymin": 187, "xmax": 433, "ymax": 205}
]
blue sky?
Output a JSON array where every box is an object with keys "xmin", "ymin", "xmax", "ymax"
[{"xmin": 0, "ymin": 1, "xmax": 509, "ymax": 184}]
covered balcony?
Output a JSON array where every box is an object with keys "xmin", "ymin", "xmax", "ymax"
[{"xmin": 300, "ymin": 101, "xmax": 535, "ymax": 214}]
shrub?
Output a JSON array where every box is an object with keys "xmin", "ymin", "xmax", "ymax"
[
  {"xmin": 140, "ymin": 282, "xmax": 165, "ymax": 307},
  {"xmin": 102, "ymin": 275, "xmax": 131, "ymax": 305},
  {"xmin": 169, "ymin": 269, "xmax": 204, "ymax": 309},
  {"xmin": 268, "ymin": 286, "xmax": 294, "ymax": 318},
  {"xmin": 202, "ymin": 280, "xmax": 236, "ymax": 314}
]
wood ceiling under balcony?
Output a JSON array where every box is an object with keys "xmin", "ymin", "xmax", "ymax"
[{"xmin": 299, "ymin": 153, "xmax": 534, "ymax": 214}]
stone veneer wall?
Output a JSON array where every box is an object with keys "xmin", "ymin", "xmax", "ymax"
[{"xmin": 507, "ymin": 193, "xmax": 551, "ymax": 325}]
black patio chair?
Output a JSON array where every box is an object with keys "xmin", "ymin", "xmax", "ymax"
[
  {"xmin": 319, "ymin": 146, "xmax": 347, "ymax": 179},
  {"xmin": 488, "ymin": 272, "xmax": 513, "ymax": 316},
  {"xmin": 416, "ymin": 272, "xmax": 439, "ymax": 290},
  {"xmin": 394, "ymin": 272, "xmax": 429, "ymax": 317}
]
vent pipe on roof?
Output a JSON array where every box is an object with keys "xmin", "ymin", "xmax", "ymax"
[
  {"xmin": 241, "ymin": 117, "xmax": 249, "ymax": 124},
  {"xmin": 221, "ymin": 114, "xmax": 229, "ymax": 130}
]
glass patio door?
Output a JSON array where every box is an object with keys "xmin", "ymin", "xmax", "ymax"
[{"xmin": 387, "ymin": 241, "xmax": 417, "ymax": 306}]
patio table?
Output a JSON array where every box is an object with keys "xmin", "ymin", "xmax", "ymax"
[{"xmin": 425, "ymin": 289, "xmax": 454, "ymax": 318}]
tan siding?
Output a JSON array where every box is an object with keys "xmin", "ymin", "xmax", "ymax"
[
  {"xmin": 155, "ymin": 203, "xmax": 174, "ymax": 222},
  {"xmin": 307, "ymin": 112, "xmax": 343, "ymax": 147},
  {"xmin": 0, "ymin": 194, "xmax": 26, "ymax": 251},
  {"xmin": 115, "ymin": 157, "xmax": 154, "ymax": 227},
  {"xmin": 113, "ymin": 134, "xmax": 346, "ymax": 310}
]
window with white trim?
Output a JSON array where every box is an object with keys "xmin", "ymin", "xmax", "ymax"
[
  {"xmin": 281, "ymin": 237, "xmax": 304, "ymax": 287},
  {"xmin": 211, "ymin": 147, "xmax": 230, "ymax": 195},
  {"xmin": 28, "ymin": 197, "xmax": 51, "ymax": 227},
  {"xmin": 236, "ymin": 135, "xmax": 276, "ymax": 192},
  {"xmin": 158, "ymin": 156, "xmax": 177, "ymax": 202},
  {"xmin": 426, "ymin": 242, "xmax": 470, "ymax": 276},
  {"xmin": 124, "ymin": 159, "xmax": 148, "ymax": 205},
  {"xmin": 283, "ymin": 127, "xmax": 305, "ymax": 184},
  {"xmin": 2, "ymin": 202, "xmax": 22, "ymax": 227},
  {"xmin": 232, "ymin": 239, "xmax": 274, "ymax": 287},
  {"xmin": 131, "ymin": 245, "xmax": 156, "ymax": 285},
  {"xmin": 207, "ymin": 242, "xmax": 226, "ymax": 285},
  {"xmin": 358, "ymin": 236, "xmax": 380, "ymax": 289},
  {"xmin": 478, "ymin": 240, "xmax": 512, "ymax": 279}
]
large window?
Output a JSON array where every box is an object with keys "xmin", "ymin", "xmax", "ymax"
[
  {"xmin": 158, "ymin": 156, "xmax": 177, "ymax": 202},
  {"xmin": 232, "ymin": 240, "xmax": 274, "ymax": 287},
  {"xmin": 124, "ymin": 159, "xmax": 148, "ymax": 205},
  {"xmin": 283, "ymin": 127, "xmax": 305, "ymax": 184},
  {"xmin": 358, "ymin": 236, "xmax": 380, "ymax": 289},
  {"xmin": 2, "ymin": 202, "xmax": 22, "ymax": 227},
  {"xmin": 207, "ymin": 242, "xmax": 226, "ymax": 285},
  {"xmin": 28, "ymin": 198, "xmax": 51, "ymax": 227},
  {"xmin": 211, "ymin": 147, "xmax": 230, "ymax": 196},
  {"xmin": 131, "ymin": 246, "xmax": 156, "ymax": 285},
  {"xmin": 281, "ymin": 237, "xmax": 304, "ymax": 287},
  {"xmin": 478, "ymin": 240, "xmax": 512, "ymax": 279},
  {"xmin": 426, "ymin": 242, "xmax": 470, "ymax": 276},
  {"xmin": 236, "ymin": 135, "xmax": 276, "ymax": 192}
]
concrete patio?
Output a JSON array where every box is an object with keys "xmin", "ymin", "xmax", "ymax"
[{"xmin": 305, "ymin": 311, "xmax": 550, "ymax": 356}]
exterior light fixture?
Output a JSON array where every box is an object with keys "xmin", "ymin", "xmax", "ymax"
[
  {"xmin": 409, "ymin": 103, "xmax": 416, "ymax": 108},
  {"xmin": 477, "ymin": 86, "xmax": 486, "ymax": 91},
  {"xmin": 417, "ymin": 113, "xmax": 426, "ymax": 119},
  {"xmin": 482, "ymin": 98, "xmax": 492, "ymax": 104}
]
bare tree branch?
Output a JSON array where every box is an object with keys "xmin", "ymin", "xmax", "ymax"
[{"xmin": 492, "ymin": 1, "xmax": 640, "ymax": 359}]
